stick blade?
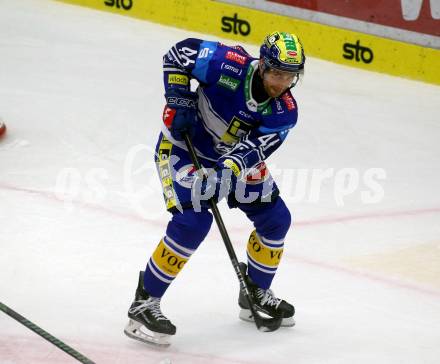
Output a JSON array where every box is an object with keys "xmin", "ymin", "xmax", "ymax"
[
  {"xmin": 255, "ymin": 315, "xmax": 283, "ymax": 332},
  {"xmin": 240, "ymin": 306, "xmax": 283, "ymax": 332}
]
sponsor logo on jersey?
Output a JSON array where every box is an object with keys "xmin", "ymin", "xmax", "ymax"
[
  {"xmin": 168, "ymin": 74, "xmax": 189, "ymax": 86},
  {"xmin": 157, "ymin": 136, "xmax": 172, "ymax": 160},
  {"xmin": 238, "ymin": 110, "xmax": 252, "ymax": 119},
  {"xmin": 217, "ymin": 74, "xmax": 241, "ymax": 91},
  {"xmin": 157, "ymin": 136, "xmax": 178, "ymax": 210},
  {"xmin": 221, "ymin": 62, "xmax": 242, "ymax": 76},
  {"xmin": 221, "ymin": 116, "xmax": 253, "ymax": 145},
  {"xmin": 225, "ymin": 51, "xmax": 247, "ymax": 65},
  {"xmin": 281, "ymin": 93, "xmax": 295, "ymax": 111}
]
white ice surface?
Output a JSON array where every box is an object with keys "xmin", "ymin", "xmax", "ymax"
[{"xmin": 1, "ymin": 1, "xmax": 440, "ymax": 363}]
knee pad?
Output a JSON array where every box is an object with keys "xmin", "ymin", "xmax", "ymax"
[
  {"xmin": 243, "ymin": 197, "xmax": 291, "ymax": 241},
  {"xmin": 166, "ymin": 208, "xmax": 213, "ymax": 250},
  {"xmin": 265, "ymin": 197, "xmax": 291, "ymax": 240}
]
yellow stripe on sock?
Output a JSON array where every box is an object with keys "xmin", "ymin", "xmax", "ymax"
[
  {"xmin": 152, "ymin": 239, "xmax": 189, "ymax": 277},
  {"xmin": 247, "ymin": 230, "xmax": 283, "ymax": 268}
]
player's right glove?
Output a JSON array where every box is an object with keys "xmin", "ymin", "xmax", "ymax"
[
  {"xmin": 163, "ymin": 88, "xmax": 198, "ymax": 141},
  {"xmin": 191, "ymin": 158, "xmax": 241, "ymax": 209}
]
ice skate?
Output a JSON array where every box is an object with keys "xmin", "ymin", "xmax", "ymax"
[
  {"xmin": 124, "ymin": 271, "xmax": 176, "ymax": 347},
  {"xmin": 238, "ymin": 263, "xmax": 295, "ymax": 327}
]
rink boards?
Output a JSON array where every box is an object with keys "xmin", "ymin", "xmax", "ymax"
[{"xmin": 55, "ymin": 0, "xmax": 440, "ymax": 85}]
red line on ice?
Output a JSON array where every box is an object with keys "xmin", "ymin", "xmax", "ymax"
[
  {"xmin": 2, "ymin": 183, "xmax": 440, "ymax": 298},
  {"xmin": 2, "ymin": 183, "xmax": 439, "ymax": 229}
]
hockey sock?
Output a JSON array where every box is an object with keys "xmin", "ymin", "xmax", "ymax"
[
  {"xmin": 143, "ymin": 208, "xmax": 213, "ymax": 297},
  {"xmin": 246, "ymin": 230, "xmax": 284, "ymax": 289},
  {"xmin": 144, "ymin": 236, "xmax": 193, "ymax": 297},
  {"xmin": 241, "ymin": 197, "xmax": 291, "ymax": 289}
]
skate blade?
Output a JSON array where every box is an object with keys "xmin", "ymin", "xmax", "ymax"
[
  {"xmin": 239, "ymin": 308, "xmax": 295, "ymax": 327},
  {"xmin": 124, "ymin": 319, "xmax": 172, "ymax": 347}
]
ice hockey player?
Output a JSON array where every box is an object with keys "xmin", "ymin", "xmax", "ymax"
[{"xmin": 124, "ymin": 31, "xmax": 305, "ymax": 346}]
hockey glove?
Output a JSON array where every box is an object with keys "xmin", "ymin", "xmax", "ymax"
[
  {"xmin": 191, "ymin": 159, "xmax": 241, "ymax": 208},
  {"xmin": 163, "ymin": 88, "xmax": 198, "ymax": 141}
]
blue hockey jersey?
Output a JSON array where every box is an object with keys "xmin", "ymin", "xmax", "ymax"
[{"xmin": 162, "ymin": 38, "xmax": 298, "ymax": 173}]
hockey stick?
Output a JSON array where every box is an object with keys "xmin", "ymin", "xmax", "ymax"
[
  {"xmin": 183, "ymin": 133, "xmax": 282, "ymax": 332},
  {"xmin": 0, "ymin": 301, "xmax": 96, "ymax": 364}
]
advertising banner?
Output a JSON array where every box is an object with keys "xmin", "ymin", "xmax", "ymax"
[
  {"xmin": 56, "ymin": 0, "xmax": 440, "ymax": 85},
  {"xmin": 269, "ymin": 0, "xmax": 439, "ymax": 36}
]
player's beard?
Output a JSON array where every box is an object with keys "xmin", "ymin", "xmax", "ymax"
[{"xmin": 265, "ymin": 84, "xmax": 288, "ymax": 98}]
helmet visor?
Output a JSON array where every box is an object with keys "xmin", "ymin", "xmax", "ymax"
[
  {"xmin": 263, "ymin": 62, "xmax": 304, "ymax": 88},
  {"xmin": 263, "ymin": 56, "xmax": 304, "ymax": 73}
]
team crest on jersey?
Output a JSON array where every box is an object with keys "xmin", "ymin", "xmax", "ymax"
[{"xmin": 225, "ymin": 51, "xmax": 247, "ymax": 65}]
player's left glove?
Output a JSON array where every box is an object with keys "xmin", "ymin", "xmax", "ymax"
[{"xmin": 163, "ymin": 88, "xmax": 198, "ymax": 141}]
